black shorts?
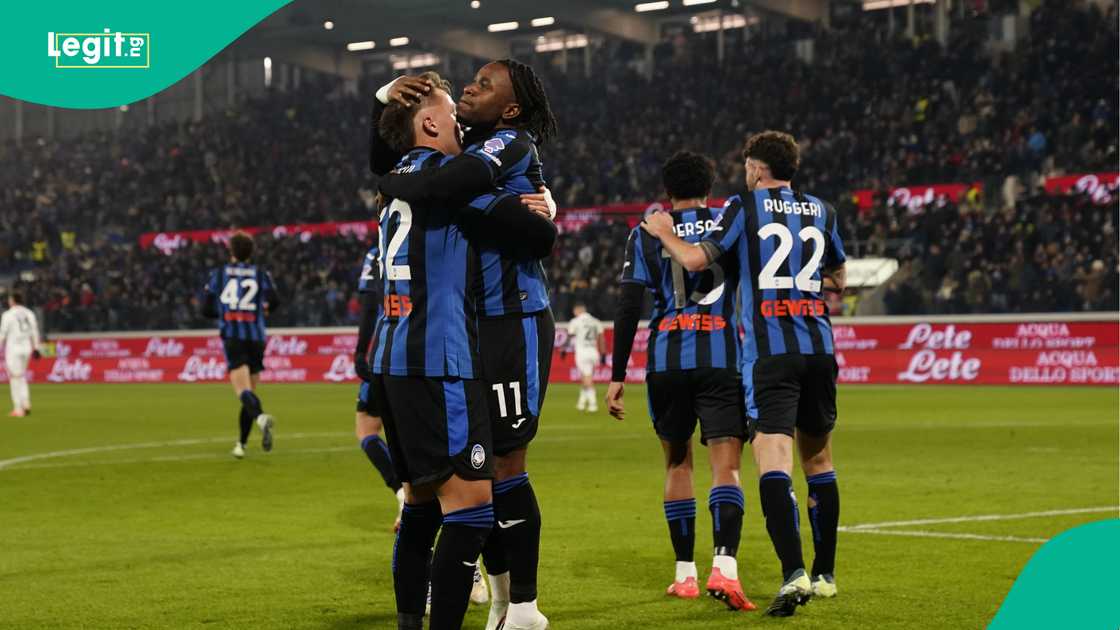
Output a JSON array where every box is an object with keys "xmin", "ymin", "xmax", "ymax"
[
  {"xmin": 355, "ymin": 381, "xmax": 381, "ymax": 416},
  {"xmin": 646, "ymin": 368, "xmax": 747, "ymax": 445},
  {"xmin": 746, "ymin": 354, "xmax": 838, "ymax": 438},
  {"xmin": 375, "ymin": 374, "xmax": 494, "ymax": 487},
  {"xmin": 222, "ymin": 338, "xmax": 265, "ymax": 374},
  {"xmin": 478, "ymin": 309, "xmax": 555, "ymax": 456}
]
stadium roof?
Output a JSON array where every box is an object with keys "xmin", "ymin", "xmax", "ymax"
[{"xmin": 233, "ymin": 0, "xmax": 830, "ymax": 74}]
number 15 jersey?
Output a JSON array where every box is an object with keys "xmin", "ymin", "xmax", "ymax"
[
  {"xmin": 622, "ymin": 206, "xmax": 741, "ymax": 373},
  {"xmin": 701, "ymin": 187, "xmax": 846, "ymax": 362}
]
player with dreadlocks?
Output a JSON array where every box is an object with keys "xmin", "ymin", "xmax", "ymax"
[{"xmin": 370, "ymin": 58, "xmax": 559, "ymax": 630}]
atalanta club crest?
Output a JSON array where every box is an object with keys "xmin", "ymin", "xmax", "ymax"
[{"xmin": 470, "ymin": 444, "xmax": 486, "ymax": 470}]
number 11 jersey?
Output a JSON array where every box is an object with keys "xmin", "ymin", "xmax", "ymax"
[
  {"xmin": 622, "ymin": 206, "xmax": 741, "ymax": 373},
  {"xmin": 701, "ymin": 187, "xmax": 846, "ymax": 362}
]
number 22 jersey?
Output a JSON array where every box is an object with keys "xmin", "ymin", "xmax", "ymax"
[{"xmin": 700, "ymin": 187, "xmax": 846, "ymax": 362}]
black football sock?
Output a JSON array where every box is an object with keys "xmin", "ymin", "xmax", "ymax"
[
  {"xmin": 492, "ymin": 473, "xmax": 541, "ymax": 604},
  {"xmin": 237, "ymin": 407, "xmax": 253, "ymax": 445},
  {"xmin": 429, "ymin": 504, "xmax": 493, "ymax": 630},
  {"xmin": 806, "ymin": 471, "xmax": 839, "ymax": 577},
  {"xmin": 663, "ymin": 498, "xmax": 696, "ymax": 563},
  {"xmin": 709, "ymin": 485, "xmax": 745, "ymax": 558},
  {"xmin": 481, "ymin": 521, "xmax": 509, "ymax": 576},
  {"xmin": 360, "ymin": 435, "xmax": 402, "ymax": 492},
  {"xmin": 239, "ymin": 390, "xmax": 263, "ymax": 417},
  {"xmin": 393, "ymin": 500, "xmax": 442, "ymax": 626},
  {"xmin": 759, "ymin": 471, "xmax": 805, "ymax": 581}
]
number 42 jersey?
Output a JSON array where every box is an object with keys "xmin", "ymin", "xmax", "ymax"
[
  {"xmin": 700, "ymin": 187, "xmax": 846, "ymax": 362},
  {"xmin": 204, "ymin": 263, "xmax": 277, "ymax": 341},
  {"xmin": 622, "ymin": 206, "xmax": 741, "ymax": 373}
]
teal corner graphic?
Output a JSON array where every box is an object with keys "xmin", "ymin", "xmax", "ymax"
[
  {"xmin": 989, "ymin": 519, "xmax": 1120, "ymax": 629},
  {"xmin": 0, "ymin": 1, "xmax": 292, "ymax": 109}
]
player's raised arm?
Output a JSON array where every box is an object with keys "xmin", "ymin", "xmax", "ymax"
[
  {"xmin": 641, "ymin": 211, "xmax": 713, "ymax": 272},
  {"xmin": 369, "ymin": 75, "xmax": 431, "ymax": 175}
]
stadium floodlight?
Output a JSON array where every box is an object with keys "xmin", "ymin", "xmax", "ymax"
[
  {"xmin": 863, "ymin": 0, "xmax": 933, "ymax": 9},
  {"xmin": 635, "ymin": 1, "xmax": 670, "ymax": 11},
  {"xmin": 531, "ymin": 17, "xmax": 556, "ymax": 27},
  {"xmin": 346, "ymin": 40, "xmax": 376, "ymax": 51},
  {"xmin": 682, "ymin": 0, "xmax": 717, "ymax": 5},
  {"xmin": 488, "ymin": 21, "xmax": 520, "ymax": 32},
  {"xmin": 323, "ymin": 20, "xmax": 334, "ymax": 30},
  {"xmin": 390, "ymin": 37, "xmax": 410, "ymax": 47}
]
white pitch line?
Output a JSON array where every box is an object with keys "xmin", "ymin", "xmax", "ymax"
[
  {"xmin": 844, "ymin": 507, "xmax": 1119, "ymax": 530},
  {"xmin": 840, "ymin": 528, "xmax": 1049, "ymax": 544},
  {"xmin": 0, "ymin": 431, "xmax": 350, "ymax": 471},
  {"xmin": 0, "ymin": 430, "xmax": 636, "ymax": 472},
  {"xmin": 7, "ymin": 446, "xmax": 359, "ymax": 471}
]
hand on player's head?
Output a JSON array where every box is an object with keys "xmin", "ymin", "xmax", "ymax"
[
  {"xmin": 606, "ymin": 382, "xmax": 626, "ymax": 420},
  {"xmin": 641, "ymin": 210, "xmax": 675, "ymax": 240},
  {"xmin": 387, "ymin": 76, "xmax": 432, "ymax": 108}
]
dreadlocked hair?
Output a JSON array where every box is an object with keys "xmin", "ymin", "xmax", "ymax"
[{"xmin": 497, "ymin": 58, "xmax": 559, "ymax": 145}]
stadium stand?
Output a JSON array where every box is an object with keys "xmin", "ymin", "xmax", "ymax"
[{"xmin": 1, "ymin": 0, "xmax": 1116, "ymax": 331}]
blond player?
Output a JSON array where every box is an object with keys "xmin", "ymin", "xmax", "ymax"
[
  {"xmin": 1, "ymin": 291, "xmax": 42, "ymax": 417},
  {"xmin": 568, "ymin": 303, "xmax": 606, "ymax": 412}
]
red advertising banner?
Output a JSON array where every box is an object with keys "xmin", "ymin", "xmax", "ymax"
[
  {"xmin": 138, "ymin": 221, "xmax": 378, "ymax": 253},
  {"xmin": 2, "ymin": 318, "xmax": 1115, "ymax": 386},
  {"xmin": 1042, "ymin": 172, "xmax": 1119, "ymax": 204},
  {"xmin": 849, "ymin": 182, "xmax": 981, "ymax": 212}
]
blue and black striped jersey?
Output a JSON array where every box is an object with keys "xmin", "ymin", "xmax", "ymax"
[
  {"xmin": 357, "ymin": 244, "xmax": 382, "ymax": 315},
  {"xmin": 371, "ymin": 148, "xmax": 494, "ymax": 378},
  {"xmin": 358, "ymin": 244, "xmax": 380, "ymax": 294},
  {"xmin": 461, "ymin": 128, "xmax": 551, "ymax": 317},
  {"xmin": 701, "ymin": 187, "xmax": 846, "ymax": 363},
  {"xmin": 203, "ymin": 263, "xmax": 277, "ymax": 341},
  {"xmin": 622, "ymin": 207, "xmax": 741, "ymax": 372}
]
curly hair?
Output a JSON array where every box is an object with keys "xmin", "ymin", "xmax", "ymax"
[
  {"xmin": 742, "ymin": 130, "xmax": 800, "ymax": 181},
  {"xmin": 496, "ymin": 59, "xmax": 559, "ymax": 145},
  {"xmin": 379, "ymin": 71, "xmax": 454, "ymax": 154},
  {"xmin": 662, "ymin": 150, "xmax": 715, "ymax": 200}
]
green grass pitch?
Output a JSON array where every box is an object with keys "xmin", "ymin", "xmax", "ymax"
[{"xmin": 0, "ymin": 383, "xmax": 1116, "ymax": 629}]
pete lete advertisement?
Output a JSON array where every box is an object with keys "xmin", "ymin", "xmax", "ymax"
[{"xmin": 3, "ymin": 318, "xmax": 1116, "ymax": 386}]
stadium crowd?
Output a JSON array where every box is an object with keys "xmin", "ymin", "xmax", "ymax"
[
  {"xmin": 14, "ymin": 235, "xmax": 371, "ymax": 332},
  {"xmin": 1, "ymin": 0, "xmax": 1117, "ymax": 331}
]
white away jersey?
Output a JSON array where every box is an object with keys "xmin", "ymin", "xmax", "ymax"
[
  {"xmin": 0, "ymin": 305, "xmax": 41, "ymax": 353},
  {"xmin": 568, "ymin": 313, "xmax": 604, "ymax": 354}
]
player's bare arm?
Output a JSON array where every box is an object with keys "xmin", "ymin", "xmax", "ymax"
[
  {"xmin": 822, "ymin": 265, "xmax": 847, "ymax": 293},
  {"xmin": 518, "ymin": 186, "xmax": 557, "ymax": 220},
  {"xmin": 641, "ymin": 211, "xmax": 715, "ymax": 272},
  {"xmin": 606, "ymin": 382, "xmax": 626, "ymax": 420}
]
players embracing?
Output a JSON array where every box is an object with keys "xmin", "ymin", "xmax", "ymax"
[
  {"xmin": 368, "ymin": 63, "xmax": 559, "ymax": 630},
  {"xmin": 641, "ymin": 132, "xmax": 846, "ymax": 617}
]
